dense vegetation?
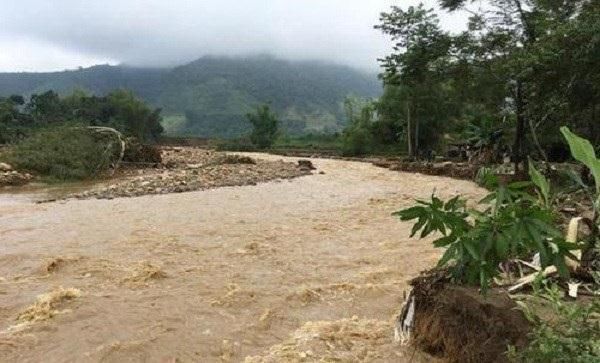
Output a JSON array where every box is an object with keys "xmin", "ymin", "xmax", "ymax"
[
  {"xmin": 0, "ymin": 90, "xmax": 162, "ymax": 179},
  {"xmin": 4, "ymin": 127, "xmax": 121, "ymax": 181},
  {"xmin": 0, "ymin": 56, "xmax": 381, "ymax": 138},
  {"xmin": 0, "ymin": 90, "xmax": 163, "ymax": 143},
  {"xmin": 340, "ymin": 0, "xmax": 600, "ymax": 161}
]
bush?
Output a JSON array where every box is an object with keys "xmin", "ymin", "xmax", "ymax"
[
  {"xmin": 3, "ymin": 127, "xmax": 119, "ymax": 180},
  {"xmin": 394, "ymin": 162, "xmax": 577, "ymax": 290}
]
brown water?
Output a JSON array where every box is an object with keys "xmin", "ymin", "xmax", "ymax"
[{"xmin": 0, "ymin": 154, "xmax": 484, "ymax": 362}]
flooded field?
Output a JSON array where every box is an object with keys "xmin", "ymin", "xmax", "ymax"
[{"xmin": 0, "ymin": 153, "xmax": 484, "ymax": 362}]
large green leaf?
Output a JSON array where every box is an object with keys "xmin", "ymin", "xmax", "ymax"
[
  {"xmin": 561, "ymin": 126, "xmax": 600, "ymax": 194},
  {"xmin": 528, "ymin": 159, "xmax": 550, "ymax": 206}
]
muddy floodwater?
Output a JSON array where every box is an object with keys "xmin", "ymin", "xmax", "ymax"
[{"xmin": 0, "ymin": 154, "xmax": 484, "ymax": 362}]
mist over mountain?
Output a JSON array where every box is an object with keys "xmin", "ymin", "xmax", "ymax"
[{"xmin": 0, "ymin": 56, "xmax": 381, "ymax": 137}]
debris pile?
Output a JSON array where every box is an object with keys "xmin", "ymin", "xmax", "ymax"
[
  {"xmin": 64, "ymin": 149, "xmax": 312, "ymax": 200},
  {"xmin": 0, "ymin": 163, "xmax": 33, "ymax": 186}
]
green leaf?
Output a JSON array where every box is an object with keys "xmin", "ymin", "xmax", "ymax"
[
  {"xmin": 393, "ymin": 206, "xmax": 423, "ymax": 220},
  {"xmin": 433, "ymin": 235, "xmax": 456, "ymax": 247},
  {"xmin": 528, "ymin": 158, "xmax": 550, "ymax": 206},
  {"xmin": 526, "ymin": 222, "xmax": 548, "ymax": 265},
  {"xmin": 553, "ymin": 255, "xmax": 570, "ymax": 278},
  {"xmin": 410, "ymin": 216, "xmax": 427, "ymax": 237},
  {"xmin": 561, "ymin": 126, "xmax": 600, "ymax": 194},
  {"xmin": 508, "ymin": 181, "xmax": 533, "ymax": 190},
  {"xmin": 463, "ymin": 240, "xmax": 480, "ymax": 260},
  {"xmin": 437, "ymin": 244, "xmax": 456, "ymax": 266}
]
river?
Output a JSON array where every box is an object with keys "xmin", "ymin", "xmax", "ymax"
[{"xmin": 0, "ymin": 153, "xmax": 483, "ymax": 362}]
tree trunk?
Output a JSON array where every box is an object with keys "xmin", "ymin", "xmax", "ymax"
[
  {"xmin": 512, "ymin": 81, "xmax": 527, "ymax": 173},
  {"xmin": 415, "ymin": 117, "xmax": 420, "ymax": 159},
  {"xmin": 590, "ymin": 103, "xmax": 597, "ymax": 145},
  {"xmin": 406, "ymin": 100, "xmax": 413, "ymax": 158}
]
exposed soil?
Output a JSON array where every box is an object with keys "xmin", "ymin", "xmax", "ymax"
[
  {"xmin": 406, "ymin": 270, "xmax": 531, "ymax": 363},
  {"xmin": 0, "ymin": 153, "xmax": 485, "ymax": 362}
]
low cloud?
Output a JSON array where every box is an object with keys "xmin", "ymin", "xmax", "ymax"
[{"xmin": 0, "ymin": 0, "xmax": 467, "ymax": 72}]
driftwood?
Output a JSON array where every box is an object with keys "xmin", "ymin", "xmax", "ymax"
[{"xmin": 86, "ymin": 126, "xmax": 126, "ymax": 174}]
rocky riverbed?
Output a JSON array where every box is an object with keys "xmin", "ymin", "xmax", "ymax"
[{"xmin": 54, "ymin": 148, "xmax": 314, "ymax": 201}]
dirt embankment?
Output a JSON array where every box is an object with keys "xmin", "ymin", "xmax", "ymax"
[{"xmin": 0, "ymin": 153, "xmax": 485, "ymax": 362}]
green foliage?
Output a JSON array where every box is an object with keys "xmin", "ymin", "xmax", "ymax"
[
  {"xmin": 509, "ymin": 284, "xmax": 600, "ymax": 363},
  {"xmin": 529, "ymin": 159, "xmax": 551, "ymax": 207},
  {"xmin": 394, "ymin": 180, "xmax": 577, "ymax": 290},
  {"xmin": 395, "ymin": 126, "xmax": 600, "ymax": 290},
  {"xmin": 0, "ymin": 89, "xmax": 163, "ymax": 145},
  {"xmin": 0, "ymin": 57, "xmax": 381, "ymax": 138},
  {"xmin": 376, "ymin": 6, "xmax": 457, "ymax": 157},
  {"xmin": 376, "ymin": 0, "xmax": 600, "ymax": 160},
  {"xmin": 560, "ymin": 127, "xmax": 600, "ymax": 261},
  {"xmin": 341, "ymin": 99, "xmax": 376, "ymax": 156},
  {"xmin": 561, "ymin": 127, "xmax": 600, "ymax": 196},
  {"xmin": 475, "ymin": 166, "xmax": 497, "ymax": 189},
  {"xmin": 3, "ymin": 126, "xmax": 119, "ymax": 180},
  {"xmin": 247, "ymin": 105, "xmax": 279, "ymax": 149}
]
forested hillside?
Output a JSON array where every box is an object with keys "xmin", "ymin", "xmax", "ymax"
[{"xmin": 0, "ymin": 56, "xmax": 381, "ymax": 137}]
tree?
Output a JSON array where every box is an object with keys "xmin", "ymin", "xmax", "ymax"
[
  {"xmin": 376, "ymin": 5, "xmax": 454, "ymax": 158},
  {"xmin": 341, "ymin": 97, "xmax": 376, "ymax": 156},
  {"xmin": 27, "ymin": 91, "xmax": 64, "ymax": 123},
  {"xmin": 8, "ymin": 95, "xmax": 25, "ymax": 106},
  {"xmin": 437, "ymin": 0, "xmax": 597, "ymax": 168},
  {"xmin": 247, "ymin": 105, "xmax": 279, "ymax": 149}
]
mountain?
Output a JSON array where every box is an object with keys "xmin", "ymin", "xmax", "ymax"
[{"xmin": 0, "ymin": 56, "xmax": 381, "ymax": 137}]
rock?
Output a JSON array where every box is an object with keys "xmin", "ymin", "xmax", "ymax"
[
  {"xmin": 0, "ymin": 170, "xmax": 33, "ymax": 186},
  {"xmin": 0, "ymin": 162, "xmax": 12, "ymax": 171}
]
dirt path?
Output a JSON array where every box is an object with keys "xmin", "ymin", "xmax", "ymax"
[{"xmin": 0, "ymin": 154, "xmax": 484, "ymax": 362}]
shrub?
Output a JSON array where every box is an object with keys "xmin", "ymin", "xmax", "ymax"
[
  {"xmin": 394, "ymin": 126, "xmax": 600, "ymax": 291},
  {"xmin": 509, "ymin": 284, "xmax": 600, "ymax": 362},
  {"xmin": 3, "ymin": 126, "xmax": 119, "ymax": 180},
  {"xmin": 394, "ymin": 162, "xmax": 577, "ymax": 290}
]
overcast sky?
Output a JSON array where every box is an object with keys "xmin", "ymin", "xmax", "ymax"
[{"xmin": 0, "ymin": 0, "xmax": 468, "ymax": 73}]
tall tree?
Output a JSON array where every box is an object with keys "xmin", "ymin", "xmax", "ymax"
[
  {"xmin": 376, "ymin": 4, "xmax": 453, "ymax": 158},
  {"xmin": 439, "ymin": 0, "xmax": 596, "ymax": 167}
]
